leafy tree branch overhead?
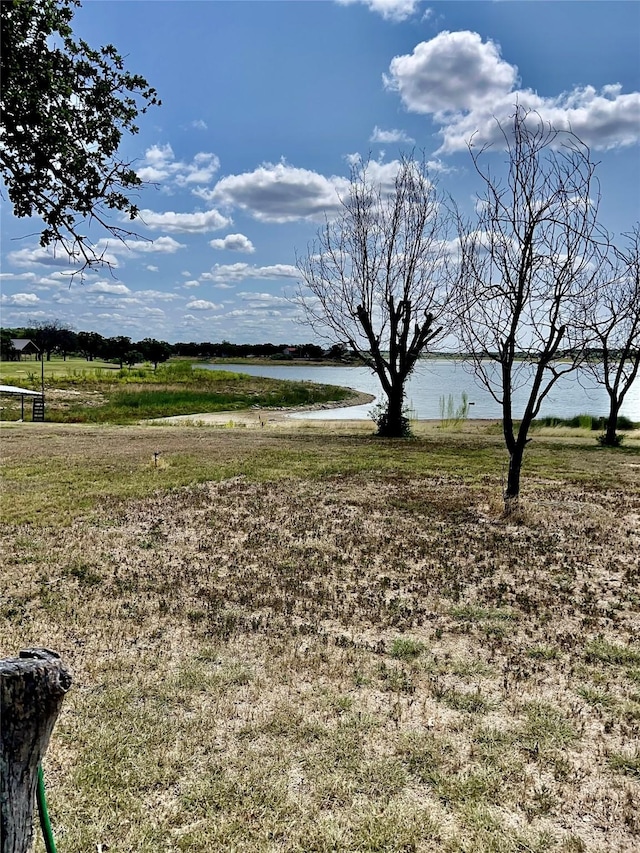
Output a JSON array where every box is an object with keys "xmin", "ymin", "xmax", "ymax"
[{"xmin": 0, "ymin": 0, "xmax": 159, "ymax": 270}]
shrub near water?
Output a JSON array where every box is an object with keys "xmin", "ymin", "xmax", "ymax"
[{"xmin": 533, "ymin": 413, "xmax": 637, "ymax": 431}]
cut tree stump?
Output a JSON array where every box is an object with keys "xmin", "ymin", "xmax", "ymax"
[{"xmin": 1, "ymin": 649, "xmax": 71, "ymax": 853}]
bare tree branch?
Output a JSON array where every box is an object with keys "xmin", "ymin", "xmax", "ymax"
[
  {"xmin": 454, "ymin": 107, "xmax": 604, "ymax": 510},
  {"xmin": 581, "ymin": 226, "xmax": 640, "ymax": 445},
  {"xmin": 295, "ymin": 155, "xmax": 456, "ymax": 437}
]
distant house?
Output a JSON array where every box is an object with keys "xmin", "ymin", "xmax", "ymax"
[{"xmin": 10, "ymin": 339, "xmax": 40, "ymax": 360}]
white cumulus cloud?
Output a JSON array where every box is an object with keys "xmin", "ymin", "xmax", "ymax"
[
  {"xmin": 237, "ymin": 291, "xmax": 297, "ymax": 311},
  {"xmin": 129, "ymin": 236, "xmax": 186, "ymax": 254},
  {"xmin": 336, "ymin": 0, "xmax": 422, "ymax": 22},
  {"xmin": 212, "ymin": 162, "xmax": 350, "ymax": 223},
  {"xmin": 209, "ymin": 233, "xmax": 256, "ymax": 253},
  {"xmin": 385, "ymin": 31, "xmax": 517, "ymax": 115},
  {"xmin": 8, "ymin": 245, "xmax": 118, "ymax": 268},
  {"xmin": 0, "ymin": 272, "xmax": 37, "ymax": 281},
  {"xmin": 6, "ymin": 310, "xmax": 48, "ymax": 319},
  {"xmin": 385, "ymin": 30, "xmax": 640, "ymax": 153},
  {"xmin": 437, "ymin": 84, "xmax": 640, "ymax": 154},
  {"xmin": 85, "ymin": 281, "xmax": 131, "ymax": 295},
  {"xmin": 137, "ymin": 144, "xmax": 220, "ymax": 186},
  {"xmin": 96, "ymin": 236, "xmax": 186, "ymax": 257},
  {"xmin": 201, "ymin": 263, "xmax": 299, "ymax": 284},
  {"xmin": 370, "ymin": 126, "xmax": 416, "ymax": 144},
  {"xmin": 186, "ymin": 299, "xmax": 224, "ymax": 310},
  {"xmin": 135, "ymin": 209, "xmax": 231, "ymax": 233},
  {"xmin": 1, "ymin": 292, "xmax": 40, "ymax": 306},
  {"xmin": 136, "ymin": 290, "xmax": 180, "ymax": 302}
]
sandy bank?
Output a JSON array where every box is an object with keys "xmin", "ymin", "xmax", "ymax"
[{"xmin": 149, "ymin": 389, "xmax": 376, "ymax": 427}]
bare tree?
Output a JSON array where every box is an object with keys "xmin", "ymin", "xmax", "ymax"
[
  {"xmin": 296, "ymin": 156, "xmax": 456, "ymax": 437},
  {"xmin": 584, "ymin": 226, "xmax": 640, "ymax": 446},
  {"xmin": 455, "ymin": 107, "xmax": 602, "ymax": 511}
]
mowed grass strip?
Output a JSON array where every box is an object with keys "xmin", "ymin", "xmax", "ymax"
[{"xmin": 0, "ymin": 422, "xmax": 639, "ymax": 851}]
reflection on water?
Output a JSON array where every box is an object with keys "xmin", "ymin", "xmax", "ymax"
[{"xmin": 197, "ymin": 361, "xmax": 639, "ymax": 421}]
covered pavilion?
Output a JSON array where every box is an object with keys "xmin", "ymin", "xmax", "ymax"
[{"xmin": 0, "ymin": 384, "xmax": 45, "ymax": 421}]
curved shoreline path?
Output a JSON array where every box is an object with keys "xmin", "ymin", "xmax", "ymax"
[{"xmin": 150, "ymin": 388, "xmax": 376, "ymax": 427}]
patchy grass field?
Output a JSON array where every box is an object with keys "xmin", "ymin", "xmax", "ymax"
[{"xmin": 1, "ymin": 420, "xmax": 639, "ymax": 852}]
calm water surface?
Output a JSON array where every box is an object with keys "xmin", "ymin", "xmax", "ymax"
[{"xmin": 198, "ymin": 361, "xmax": 640, "ymax": 421}]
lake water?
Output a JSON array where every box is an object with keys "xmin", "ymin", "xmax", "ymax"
[{"xmin": 198, "ymin": 361, "xmax": 640, "ymax": 421}]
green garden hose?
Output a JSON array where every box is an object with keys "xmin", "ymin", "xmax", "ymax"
[{"xmin": 36, "ymin": 763, "xmax": 57, "ymax": 853}]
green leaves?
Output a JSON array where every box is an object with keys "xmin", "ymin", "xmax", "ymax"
[{"xmin": 0, "ymin": 0, "xmax": 160, "ymax": 268}]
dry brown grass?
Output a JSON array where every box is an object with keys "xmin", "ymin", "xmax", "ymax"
[{"xmin": 1, "ymin": 421, "xmax": 639, "ymax": 851}]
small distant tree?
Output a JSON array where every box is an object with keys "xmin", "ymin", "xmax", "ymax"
[
  {"xmin": 76, "ymin": 330, "xmax": 104, "ymax": 361},
  {"xmin": 327, "ymin": 343, "xmax": 350, "ymax": 361},
  {"xmin": 103, "ymin": 335, "xmax": 132, "ymax": 368},
  {"xmin": 0, "ymin": 330, "xmax": 17, "ymax": 362},
  {"xmin": 137, "ymin": 337, "xmax": 172, "ymax": 369},
  {"xmin": 455, "ymin": 108, "xmax": 602, "ymax": 512},
  {"xmin": 31, "ymin": 320, "xmax": 69, "ymax": 361},
  {"xmin": 296, "ymin": 155, "xmax": 456, "ymax": 437},
  {"xmin": 584, "ymin": 226, "xmax": 640, "ymax": 446},
  {"xmin": 124, "ymin": 349, "xmax": 144, "ymax": 368},
  {"xmin": 298, "ymin": 343, "xmax": 325, "ymax": 360},
  {"xmin": 55, "ymin": 327, "xmax": 77, "ymax": 360}
]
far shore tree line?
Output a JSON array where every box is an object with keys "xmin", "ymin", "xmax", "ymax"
[
  {"xmin": 0, "ymin": 326, "xmax": 351, "ymax": 369},
  {"xmin": 0, "ymin": 325, "xmax": 630, "ymax": 369}
]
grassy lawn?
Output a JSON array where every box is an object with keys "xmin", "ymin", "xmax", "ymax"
[
  {"xmin": 0, "ymin": 355, "xmax": 122, "ymax": 382},
  {"xmin": 0, "ymin": 359, "xmax": 353, "ymax": 423},
  {"xmin": 1, "ymin": 420, "xmax": 639, "ymax": 851}
]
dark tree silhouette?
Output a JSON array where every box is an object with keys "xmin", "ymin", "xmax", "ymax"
[
  {"xmin": 455, "ymin": 108, "xmax": 602, "ymax": 512},
  {"xmin": 76, "ymin": 331, "xmax": 105, "ymax": 361},
  {"xmin": 584, "ymin": 226, "xmax": 640, "ymax": 446},
  {"xmin": 296, "ymin": 156, "xmax": 456, "ymax": 437},
  {"xmin": 137, "ymin": 338, "xmax": 173, "ymax": 369}
]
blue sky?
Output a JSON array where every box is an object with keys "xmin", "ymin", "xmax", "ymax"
[{"xmin": 2, "ymin": 0, "xmax": 639, "ymax": 344}]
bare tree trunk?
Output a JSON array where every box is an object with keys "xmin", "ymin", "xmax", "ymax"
[
  {"xmin": 1, "ymin": 649, "xmax": 71, "ymax": 853},
  {"xmin": 603, "ymin": 397, "xmax": 622, "ymax": 446},
  {"xmin": 504, "ymin": 444, "xmax": 524, "ymax": 515},
  {"xmin": 379, "ymin": 386, "xmax": 406, "ymax": 437}
]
